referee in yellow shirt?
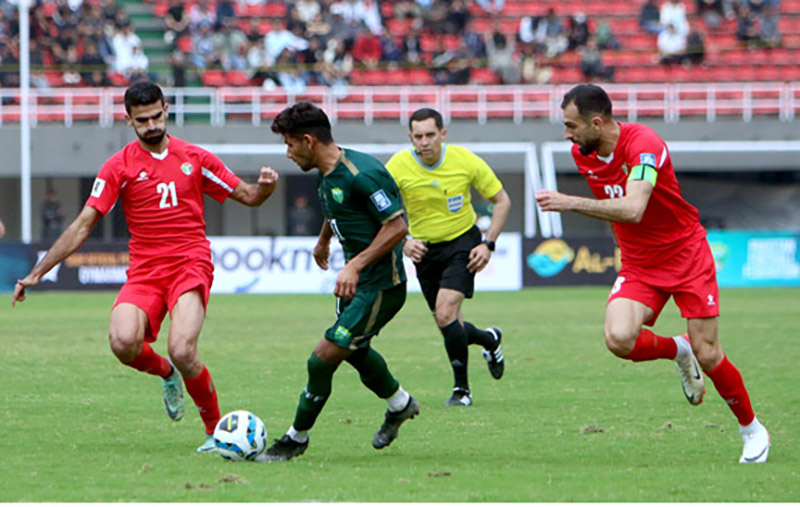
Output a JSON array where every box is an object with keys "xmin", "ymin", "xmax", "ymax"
[{"xmin": 386, "ymin": 108, "xmax": 511, "ymax": 407}]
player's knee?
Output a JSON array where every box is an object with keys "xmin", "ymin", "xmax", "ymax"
[
  {"xmin": 108, "ymin": 329, "xmax": 142, "ymax": 362},
  {"xmin": 434, "ymin": 307, "xmax": 457, "ymax": 328},
  {"xmin": 694, "ymin": 342, "xmax": 723, "ymax": 371},
  {"xmin": 604, "ymin": 326, "xmax": 637, "ymax": 357},
  {"xmin": 167, "ymin": 342, "xmax": 198, "ymax": 371}
]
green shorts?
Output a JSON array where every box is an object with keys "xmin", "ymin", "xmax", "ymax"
[{"xmin": 324, "ymin": 282, "xmax": 407, "ymax": 349}]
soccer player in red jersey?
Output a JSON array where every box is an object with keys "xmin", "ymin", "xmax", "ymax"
[
  {"xmin": 11, "ymin": 82, "xmax": 279, "ymax": 452},
  {"xmin": 535, "ymin": 84, "xmax": 769, "ymax": 463}
]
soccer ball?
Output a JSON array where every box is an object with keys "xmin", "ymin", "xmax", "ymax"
[{"xmin": 213, "ymin": 410, "xmax": 267, "ymax": 461}]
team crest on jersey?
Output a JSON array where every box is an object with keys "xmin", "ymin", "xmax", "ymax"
[
  {"xmin": 447, "ymin": 194, "xmax": 463, "ymax": 213},
  {"xmin": 180, "ymin": 162, "xmax": 193, "ymax": 175},
  {"xmin": 621, "ymin": 164, "xmax": 629, "ymax": 175},
  {"xmin": 331, "ymin": 187, "xmax": 344, "ymax": 203},
  {"xmin": 640, "ymin": 153, "xmax": 656, "ymax": 167},
  {"xmin": 136, "ymin": 170, "xmax": 149, "ymax": 182}
]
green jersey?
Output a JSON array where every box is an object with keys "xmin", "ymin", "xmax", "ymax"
[{"xmin": 317, "ymin": 148, "xmax": 407, "ymax": 291}]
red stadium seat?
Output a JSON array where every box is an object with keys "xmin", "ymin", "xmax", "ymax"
[{"xmin": 201, "ymin": 70, "xmax": 227, "ymax": 87}]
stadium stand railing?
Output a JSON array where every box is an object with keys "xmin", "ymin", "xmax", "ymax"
[{"xmin": 1, "ymin": 82, "xmax": 798, "ymax": 127}]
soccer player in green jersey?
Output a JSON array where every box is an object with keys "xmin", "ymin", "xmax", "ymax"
[{"xmin": 258, "ymin": 102, "xmax": 419, "ymax": 462}]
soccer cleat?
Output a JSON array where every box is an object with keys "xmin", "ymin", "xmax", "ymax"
[
  {"xmin": 674, "ymin": 334, "xmax": 705, "ymax": 406},
  {"xmin": 444, "ymin": 387, "xmax": 473, "ymax": 407},
  {"xmin": 481, "ymin": 327, "xmax": 505, "ymax": 380},
  {"xmin": 255, "ymin": 435, "xmax": 309, "ymax": 462},
  {"xmin": 372, "ymin": 396, "xmax": 420, "ymax": 450},
  {"xmin": 197, "ymin": 434, "xmax": 216, "ymax": 453},
  {"xmin": 161, "ymin": 365, "xmax": 185, "ymax": 421},
  {"xmin": 739, "ymin": 422, "xmax": 770, "ymax": 464}
]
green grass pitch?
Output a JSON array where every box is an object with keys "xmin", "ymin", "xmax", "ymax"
[{"xmin": 1, "ymin": 287, "xmax": 798, "ymax": 501}]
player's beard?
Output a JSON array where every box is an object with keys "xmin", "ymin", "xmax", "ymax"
[
  {"xmin": 577, "ymin": 135, "xmax": 600, "ymax": 156},
  {"xmin": 139, "ymin": 128, "xmax": 166, "ymax": 146}
]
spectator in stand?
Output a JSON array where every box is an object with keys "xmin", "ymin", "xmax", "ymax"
[
  {"xmin": 431, "ymin": 38, "xmax": 471, "ymax": 85},
  {"xmin": 519, "ymin": 14, "xmax": 539, "ymax": 45},
  {"xmin": 168, "ymin": 48, "xmax": 188, "ymax": 87},
  {"xmin": 215, "ymin": 0, "xmax": 236, "ymax": 30},
  {"xmin": 264, "ymin": 19, "xmax": 309, "ymax": 66},
  {"xmin": 684, "ymin": 20, "xmax": 706, "ymax": 64},
  {"xmin": 163, "ymin": 0, "xmax": 190, "ymax": 47},
  {"xmin": 567, "ymin": 13, "xmax": 590, "ymax": 51},
  {"xmin": 735, "ymin": 4, "xmax": 762, "ymax": 47},
  {"xmin": 443, "ymin": 0, "xmax": 471, "ymax": 35},
  {"xmin": 595, "ymin": 17, "xmax": 621, "ymax": 50},
  {"xmin": 189, "ymin": 0, "xmax": 216, "ymax": 33},
  {"xmin": 112, "ymin": 22, "xmax": 141, "ymax": 74},
  {"xmin": 215, "ymin": 17, "xmax": 248, "ymax": 71},
  {"xmin": 402, "ymin": 28, "xmax": 423, "ymax": 65},
  {"xmin": 306, "ymin": 12, "xmax": 332, "ymax": 40},
  {"xmin": 486, "ymin": 29, "xmax": 521, "ymax": 84},
  {"xmin": 41, "ymin": 188, "xmax": 66, "ymax": 241},
  {"xmin": 328, "ymin": 11, "xmax": 361, "ymax": 48},
  {"xmin": 462, "ymin": 19, "xmax": 486, "ymax": 59},
  {"xmin": 760, "ymin": 2, "xmax": 781, "ymax": 48},
  {"xmin": 520, "ymin": 44, "xmax": 552, "ymax": 84},
  {"xmin": 640, "ymin": 0, "xmax": 663, "ymax": 35},
  {"xmin": 658, "ymin": 22, "xmax": 687, "ymax": 64},
  {"xmin": 80, "ymin": 40, "xmax": 111, "ymax": 86},
  {"xmin": 126, "ymin": 43, "xmax": 150, "ymax": 82},
  {"xmin": 0, "ymin": 37, "xmax": 20, "ymax": 88},
  {"xmin": 192, "ymin": 20, "xmax": 220, "ymax": 69},
  {"xmin": 300, "ymin": 36, "xmax": 326, "ymax": 84},
  {"xmin": 330, "ymin": 0, "xmax": 382, "ymax": 36},
  {"xmin": 320, "ymin": 36, "xmax": 353, "ymax": 89},
  {"xmin": 287, "ymin": 195, "xmax": 316, "ymax": 236},
  {"xmin": 99, "ymin": 0, "xmax": 119, "ymax": 23},
  {"xmin": 352, "ymin": 26, "xmax": 382, "ymax": 69},
  {"xmin": 535, "ymin": 8, "xmax": 568, "ymax": 58},
  {"xmin": 379, "ymin": 28, "xmax": 403, "ymax": 66},
  {"xmin": 696, "ymin": 0, "xmax": 725, "ymax": 28},
  {"xmin": 294, "ymin": 0, "xmax": 322, "ymax": 25},
  {"xmin": 393, "ymin": 0, "xmax": 424, "ymax": 29},
  {"xmin": 660, "ymin": 0, "xmax": 689, "ymax": 35},
  {"xmin": 275, "ymin": 48, "xmax": 307, "ymax": 94},
  {"xmin": 580, "ymin": 37, "xmax": 615, "ymax": 82}
]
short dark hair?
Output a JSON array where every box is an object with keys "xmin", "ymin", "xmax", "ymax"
[
  {"xmin": 408, "ymin": 108, "xmax": 444, "ymax": 130},
  {"xmin": 124, "ymin": 81, "xmax": 164, "ymax": 114},
  {"xmin": 271, "ymin": 102, "xmax": 334, "ymax": 143},
  {"xmin": 561, "ymin": 84, "xmax": 613, "ymax": 120}
]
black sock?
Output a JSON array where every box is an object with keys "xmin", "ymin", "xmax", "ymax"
[
  {"xmin": 463, "ymin": 321, "xmax": 496, "ymax": 350},
  {"xmin": 440, "ymin": 320, "xmax": 469, "ymax": 390}
]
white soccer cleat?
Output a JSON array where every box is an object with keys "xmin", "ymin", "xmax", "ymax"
[
  {"xmin": 739, "ymin": 420, "xmax": 770, "ymax": 464},
  {"xmin": 674, "ymin": 334, "xmax": 705, "ymax": 406}
]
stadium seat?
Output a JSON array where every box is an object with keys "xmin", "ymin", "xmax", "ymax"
[{"xmin": 201, "ymin": 70, "xmax": 227, "ymax": 87}]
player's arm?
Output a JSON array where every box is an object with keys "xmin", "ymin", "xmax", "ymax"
[
  {"xmin": 467, "ymin": 188, "xmax": 511, "ymax": 273},
  {"xmin": 228, "ymin": 167, "xmax": 279, "ymax": 207},
  {"xmin": 313, "ymin": 219, "xmax": 335, "ymax": 270},
  {"xmin": 12, "ymin": 205, "xmax": 102, "ymax": 307},
  {"xmin": 536, "ymin": 180, "xmax": 653, "ymax": 223},
  {"xmin": 335, "ymin": 214, "xmax": 407, "ymax": 299}
]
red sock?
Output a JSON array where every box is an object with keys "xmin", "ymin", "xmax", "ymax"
[
  {"xmin": 123, "ymin": 343, "xmax": 172, "ymax": 378},
  {"xmin": 624, "ymin": 329, "xmax": 678, "ymax": 362},
  {"xmin": 183, "ymin": 365, "xmax": 221, "ymax": 435},
  {"xmin": 705, "ymin": 355, "xmax": 755, "ymax": 426}
]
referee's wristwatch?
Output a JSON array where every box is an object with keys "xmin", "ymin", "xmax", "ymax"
[{"xmin": 481, "ymin": 239, "xmax": 496, "ymax": 252}]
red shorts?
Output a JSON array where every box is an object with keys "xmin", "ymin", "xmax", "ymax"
[
  {"xmin": 113, "ymin": 259, "xmax": 214, "ymax": 342},
  {"xmin": 608, "ymin": 239, "xmax": 719, "ymax": 327}
]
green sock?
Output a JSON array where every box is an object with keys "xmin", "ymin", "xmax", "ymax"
[
  {"xmin": 292, "ymin": 353, "xmax": 339, "ymax": 432},
  {"xmin": 345, "ymin": 346, "xmax": 400, "ymax": 399}
]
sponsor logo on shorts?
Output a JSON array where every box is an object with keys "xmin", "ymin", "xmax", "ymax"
[
  {"xmin": 181, "ymin": 162, "xmax": 193, "ymax": 175},
  {"xmin": 447, "ymin": 194, "xmax": 463, "ymax": 213},
  {"xmin": 640, "ymin": 153, "xmax": 656, "ymax": 167},
  {"xmin": 331, "ymin": 187, "xmax": 344, "ymax": 204},
  {"xmin": 370, "ymin": 189, "xmax": 392, "ymax": 211},
  {"xmin": 91, "ymin": 178, "xmax": 106, "ymax": 198}
]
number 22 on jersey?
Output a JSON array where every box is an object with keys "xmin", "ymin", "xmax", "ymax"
[
  {"xmin": 157, "ymin": 181, "xmax": 178, "ymax": 208},
  {"xmin": 604, "ymin": 184, "xmax": 624, "ymax": 199}
]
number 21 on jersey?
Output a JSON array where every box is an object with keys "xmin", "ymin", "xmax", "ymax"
[{"xmin": 157, "ymin": 181, "xmax": 178, "ymax": 208}]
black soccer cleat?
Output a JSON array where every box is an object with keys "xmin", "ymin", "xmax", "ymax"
[
  {"xmin": 444, "ymin": 387, "xmax": 473, "ymax": 407},
  {"xmin": 255, "ymin": 434, "xmax": 309, "ymax": 462},
  {"xmin": 372, "ymin": 396, "xmax": 420, "ymax": 450},
  {"xmin": 481, "ymin": 327, "xmax": 505, "ymax": 380}
]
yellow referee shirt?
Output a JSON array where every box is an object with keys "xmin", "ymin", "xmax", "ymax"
[{"xmin": 386, "ymin": 144, "xmax": 503, "ymax": 243}]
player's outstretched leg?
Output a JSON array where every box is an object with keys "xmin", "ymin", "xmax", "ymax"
[
  {"xmin": 674, "ymin": 334, "xmax": 705, "ymax": 406},
  {"xmin": 373, "ymin": 395, "xmax": 420, "ymax": 450},
  {"xmin": 481, "ymin": 327, "xmax": 505, "ymax": 380},
  {"xmin": 161, "ymin": 361, "xmax": 186, "ymax": 421}
]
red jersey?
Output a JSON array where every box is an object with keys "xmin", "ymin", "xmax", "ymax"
[
  {"xmin": 571, "ymin": 122, "xmax": 706, "ymax": 268},
  {"xmin": 86, "ymin": 135, "xmax": 241, "ymax": 272}
]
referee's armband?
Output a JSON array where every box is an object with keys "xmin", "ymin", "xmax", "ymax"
[{"xmin": 627, "ymin": 164, "xmax": 658, "ymax": 186}]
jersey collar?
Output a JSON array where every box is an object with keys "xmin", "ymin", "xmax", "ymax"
[{"xmin": 410, "ymin": 144, "xmax": 447, "ymax": 170}]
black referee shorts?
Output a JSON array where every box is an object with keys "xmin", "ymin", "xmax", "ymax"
[{"xmin": 413, "ymin": 225, "xmax": 482, "ymax": 311}]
